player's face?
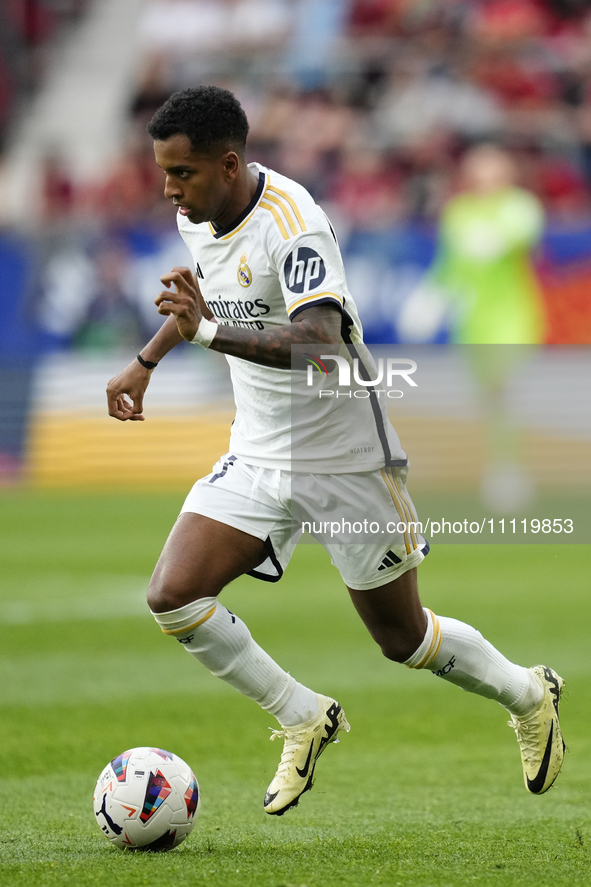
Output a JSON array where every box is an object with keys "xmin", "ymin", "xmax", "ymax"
[{"xmin": 154, "ymin": 134, "xmax": 237, "ymax": 226}]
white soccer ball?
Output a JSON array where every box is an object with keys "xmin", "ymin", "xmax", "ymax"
[{"xmin": 93, "ymin": 747, "xmax": 200, "ymax": 851}]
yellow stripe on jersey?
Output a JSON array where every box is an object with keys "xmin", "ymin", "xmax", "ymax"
[
  {"xmin": 160, "ymin": 606, "xmax": 217, "ymax": 635},
  {"xmin": 207, "ymin": 173, "xmax": 269, "ymax": 240},
  {"xmin": 209, "ymin": 216, "xmax": 258, "ymax": 240},
  {"xmin": 265, "ymin": 185, "xmax": 307, "ymax": 232},
  {"xmin": 262, "ymin": 190, "xmax": 299, "ymax": 236},
  {"xmin": 260, "ymin": 199, "xmax": 290, "ymax": 240},
  {"xmin": 408, "ymin": 609, "xmax": 442, "ymax": 669},
  {"xmin": 218, "ymin": 212, "xmax": 259, "ymax": 240},
  {"xmin": 288, "ymin": 291, "xmax": 344, "ymax": 316},
  {"xmin": 216, "ymin": 206, "xmax": 262, "ymax": 241},
  {"xmin": 380, "ymin": 468, "xmax": 412, "ymax": 554}
]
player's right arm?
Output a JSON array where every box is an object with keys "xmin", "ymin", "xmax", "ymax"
[
  {"xmin": 106, "ymin": 315, "xmax": 183, "ymax": 421},
  {"xmin": 107, "ymin": 264, "xmax": 213, "ymax": 421}
]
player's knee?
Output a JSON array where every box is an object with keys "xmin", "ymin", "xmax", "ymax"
[
  {"xmin": 146, "ymin": 573, "xmax": 209, "ymax": 614},
  {"xmin": 147, "ymin": 580, "xmax": 179, "ymax": 614},
  {"xmin": 375, "ymin": 630, "xmax": 425, "ymax": 664}
]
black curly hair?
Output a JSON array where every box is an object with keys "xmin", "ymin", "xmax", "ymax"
[{"xmin": 147, "ymin": 86, "xmax": 249, "ymax": 155}]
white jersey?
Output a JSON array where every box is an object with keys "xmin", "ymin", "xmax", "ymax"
[{"xmin": 177, "ymin": 163, "xmax": 407, "ymax": 472}]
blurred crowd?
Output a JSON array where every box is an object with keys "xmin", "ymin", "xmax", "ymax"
[
  {"xmin": 3, "ymin": 0, "xmax": 591, "ymax": 482},
  {"xmin": 4, "ymin": 0, "xmax": 591, "ymax": 353},
  {"xmin": 35, "ymin": 0, "xmax": 591, "ymax": 230},
  {"xmin": 0, "ymin": 0, "xmax": 88, "ymax": 153}
]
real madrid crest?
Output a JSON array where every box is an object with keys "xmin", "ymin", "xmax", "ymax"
[{"xmin": 237, "ymin": 253, "xmax": 252, "ymax": 288}]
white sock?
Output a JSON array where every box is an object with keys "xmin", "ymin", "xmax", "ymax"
[
  {"xmin": 152, "ymin": 597, "xmax": 319, "ymax": 726},
  {"xmin": 404, "ymin": 608, "xmax": 543, "ymax": 716}
]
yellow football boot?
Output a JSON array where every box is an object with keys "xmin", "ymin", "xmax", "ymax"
[
  {"xmin": 264, "ymin": 694, "xmax": 350, "ymax": 815},
  {"xmin": 509, "ymin": 665, "xmax": 565, "ymax": 794}
]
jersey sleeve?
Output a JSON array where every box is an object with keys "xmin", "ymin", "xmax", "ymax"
[{"xmin": 264, "ymin": 206, "xmax": 348, "ymax": 320}]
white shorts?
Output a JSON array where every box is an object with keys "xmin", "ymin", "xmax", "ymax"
[{"xmin": 180, "ymin": 454, "xmax": 429, "ymax": 590}]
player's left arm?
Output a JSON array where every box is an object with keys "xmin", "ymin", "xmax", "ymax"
[{"xmin": 155, "ymin": 267, "xmax": 342, "ymax": 368}]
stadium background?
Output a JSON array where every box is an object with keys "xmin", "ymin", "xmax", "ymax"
[
  {"xmin": 1, "ymin": 0, "xmax": 591, "ymax": 488},
  {"xmin": 1, "ymin": 5, "xmax": 591, "ymax": 886}
]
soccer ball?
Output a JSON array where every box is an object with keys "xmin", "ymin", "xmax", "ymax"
[{"xmin": 93, "ymin": 747, "xmax": 200, "ymax": 851}]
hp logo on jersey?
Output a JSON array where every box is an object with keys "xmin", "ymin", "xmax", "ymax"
[{"xmin": 284, "ymin": 247, "xmax": 326, "ymax": 294}]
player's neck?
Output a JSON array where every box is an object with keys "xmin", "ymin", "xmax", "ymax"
[{"xmin": 211, "ymin": 165, "xmax": 260, "ymax": 232}]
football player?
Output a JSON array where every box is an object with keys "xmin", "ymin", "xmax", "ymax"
[{"xmin": 107, "ymin": 87, "xmax": 564, "ymax": 815}]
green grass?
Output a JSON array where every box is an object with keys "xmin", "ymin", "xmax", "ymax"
[{"xmin": 0, "ymin": 490, "xmax": 590, "ymax": 887}]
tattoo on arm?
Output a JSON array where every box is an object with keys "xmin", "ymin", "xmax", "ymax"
[{"xmin": 208, "ymin": 305, "xmax": 342, "ymax": 368}]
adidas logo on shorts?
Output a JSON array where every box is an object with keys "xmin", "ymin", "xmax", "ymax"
[{"xmin": 377, "ymin": 549, "xmax": 402, "ymax": 571}]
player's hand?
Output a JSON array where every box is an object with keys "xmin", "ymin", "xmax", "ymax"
[
  {"xmin": 155, "ymin": 266, "xmax": 203, "ymax": 342},
  {"xmin": 106, "ymin": 360, "xmax": 151, "ymax": 421}
]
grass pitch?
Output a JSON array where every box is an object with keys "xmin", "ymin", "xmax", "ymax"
[{"xmin": 0, "ymin": 490, "xmax": 590, "ymax": 887}]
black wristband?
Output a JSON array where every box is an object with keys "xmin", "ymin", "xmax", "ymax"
[{"xmin": 137, "ymin": 354, "xmax": 158, "ymax": 370}]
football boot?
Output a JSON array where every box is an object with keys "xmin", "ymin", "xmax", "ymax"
[
  {"xmin": 264, "ymin": 693, "xmax": 350, "ymax": 815},
  {"xmin": 508, "ymin": 665, "xmax": 565, "ymax": 794}
]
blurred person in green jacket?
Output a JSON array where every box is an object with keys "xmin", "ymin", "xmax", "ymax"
[
  {"xmin": 435, "ymin": 143, "xmax": 546, "ymax": 345},
  {"xmin": 441, "ymin": 144, "xmax": 546, "ymax": 510},
  {"xmin": 399, "ymin": 145, "xmax": 547, "ymax": 512}
]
